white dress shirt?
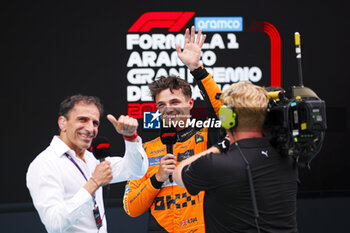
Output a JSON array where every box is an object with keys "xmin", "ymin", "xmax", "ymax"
[{"xmin": 26, "ymin": 136, "xmax": 148, "ymax": 233}]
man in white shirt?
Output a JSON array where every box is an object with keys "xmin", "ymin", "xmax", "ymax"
[{"xmin": 26, "ymin": 94, "xmax": 148, "ymax": 233}]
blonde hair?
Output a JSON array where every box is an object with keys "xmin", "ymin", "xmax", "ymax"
[{"xmin": 220, "ymin": 81, "xmax": 269, "ymax": 130}]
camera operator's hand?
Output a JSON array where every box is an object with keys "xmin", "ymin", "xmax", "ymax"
[
  {"xmin": 176, "ymin": 26, "xmax": 206, "ymax": 71},
  {"xmin": 107, "ymin": 114, "xmax": 138, "ymax": 137},
  {"xmin": 155, "ymin": 154, "xmax": 176, "ymax": 182}
]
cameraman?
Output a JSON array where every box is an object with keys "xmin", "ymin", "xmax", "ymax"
[{"xmin": 173, "ymin": 81, "xmax": 298, "ymax": 233}]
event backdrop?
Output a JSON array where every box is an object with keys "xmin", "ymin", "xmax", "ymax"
[{"xmin": 1, "ymin": 0, "xmax": 348, "ymax": 206}]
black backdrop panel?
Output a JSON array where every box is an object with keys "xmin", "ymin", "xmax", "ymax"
[{"xmin": 1, "ymin": 0, "xmax": 349, "ymax": 204}]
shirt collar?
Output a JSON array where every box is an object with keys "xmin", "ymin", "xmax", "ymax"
[
  {"xmin": 177, "ymin": 127, "xmax": 199, "ymax": 142},
  {"xmin": 50, "ymin": 136, "xmax": 95, "ymax": 161},
  {"xmin": 229, "ymin": 137, "xmax": 270, "ymax": 149},
  {"xmin": 50, "ymin": 136, "xmax": 75, "ymax": 158}
]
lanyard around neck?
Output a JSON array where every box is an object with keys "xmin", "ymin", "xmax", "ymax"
[
  {"xmin": 64, "ymin": 152, "xmax": 98, "ymax": 202},
  {"xmin": 65, "ymin": 153, "xmax": 88, "ymax": 181},
  {"xmin": 65, "ymin": 153, "xmax": 103, "ymax": 229}
]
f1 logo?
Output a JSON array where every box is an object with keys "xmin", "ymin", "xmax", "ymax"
[
  {"xmin": 128, "ymin": 11, "xmax": 195, "ymax": 32},
  {"xmin": 161, "ymin": 132, "xmax": 176, "ymax": 137}
]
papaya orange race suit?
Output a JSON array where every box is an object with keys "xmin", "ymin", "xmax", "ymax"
[{"xmin": 123, "ymin": 67, "xmax": 223, "ymax": 233}]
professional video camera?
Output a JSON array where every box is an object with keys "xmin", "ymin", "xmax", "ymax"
[{"xmin": 264, "ymin": 33, "xmax": 327, "ymax": 168}]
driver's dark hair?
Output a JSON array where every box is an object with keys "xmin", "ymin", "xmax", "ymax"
[{"xmin": 148, "ymin": 76, "xmax": 192, "ymax": 99}]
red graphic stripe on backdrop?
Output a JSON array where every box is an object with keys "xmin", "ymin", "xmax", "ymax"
[{"xmin": 247, "ymin": 21, "xmax": 281, "ymax": 87}]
